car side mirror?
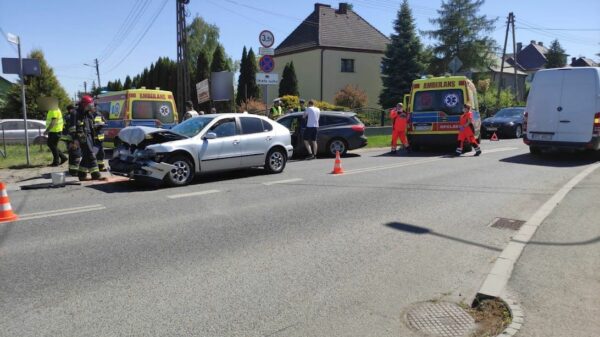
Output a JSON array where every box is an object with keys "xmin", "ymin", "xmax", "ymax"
[{"xmin": 204, "ymin": 132, "xmax": 217, "ymax": 140}]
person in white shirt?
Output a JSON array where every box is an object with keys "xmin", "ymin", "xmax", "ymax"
[
  {"xmin": 302, "ymin": 100, "xmax": 320, "ymax": 159},
  {"xmin": 183, "ymin": 101, "xmax": 200, "ymax": 120}
]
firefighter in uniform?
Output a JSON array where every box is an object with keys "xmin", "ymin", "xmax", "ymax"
[
  {"xmin": 93, "ymin": 108, "xmax": 107, "ymax": 171},
  {"xmin": 62, "ymin": 104, "xmax": 81, "ymax": 176},
  {"xmin": 455, "ymin": 103, "xmax": 482, "ymax": 156},
  {"xmin": 71, "ymin": 95, "xmax": 103, "ymax": 180},
  {"xmin": 390, "ymin": 103, "xmax": 410, "ymax": 153},
  {"xmin": 270, "ymin": 99, "xmax": 283, "ymax": 119}
]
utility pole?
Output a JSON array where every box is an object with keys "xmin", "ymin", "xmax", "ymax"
[
  {"xmin": 497, "ymin": 12, "xmax": 517, "ymax": 106},
  {"xmin": 176, "ymin": 0, "xmax": 191, "ymax": 117},
  {"xmin": 511, "ymin": 13, "xmax": 519, "ymax": 102},
  {"xmin": 84, "ymin": 58, "xmax": 101, "ymax": 91},
  {"xmin": 7, "ymin": 33, "xmax": 31, "ymax": 166},
  {"xmin": 84, "ymin": 81, "xmax": 87, "ymax": 94}
]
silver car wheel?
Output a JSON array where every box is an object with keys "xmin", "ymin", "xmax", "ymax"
[
  {"xmin": 515, "ymin": 125, "xmax": 522, "ymax": 138},
  {"xmin": 329, "ymin": 139, "xmax": 346, "ymax": 156},
  {"xmin": 269, "ymin": 151, "xmax": 284, "ymax": 171},
  {"xmin": 170, "ymin": 160, "xmax": 191, "ymax": 183}
]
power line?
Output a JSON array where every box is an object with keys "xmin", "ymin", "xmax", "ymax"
[
  {"xmin": 104, "ymin": 0, "xmax": 169, "ymax": 74},
  {"xmin": 98, "ymin": 0, "xmax": 152, "ymax": 64}
]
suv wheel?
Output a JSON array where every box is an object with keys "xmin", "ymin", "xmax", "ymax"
[{"xmin": 328, "ymin": 138, "xmax": 348, "ymax": 157}]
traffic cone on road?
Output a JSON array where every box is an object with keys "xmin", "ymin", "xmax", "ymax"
[
  {"xmin": 331, "ymin": 151, "xmax": 344, "ymax": 174},
  {"xmin": 0, "ymin": 182, "xmax": 18, "ymax": 223},
  {"xmin": 491, "ymin": 132, "xmax": 499, "ymax": 141}
]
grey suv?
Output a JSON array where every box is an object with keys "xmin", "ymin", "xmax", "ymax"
[{"xmin": 277, "ymin": 111, "xmax": 367, "ymax": 157}]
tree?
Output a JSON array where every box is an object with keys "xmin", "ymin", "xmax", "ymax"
[
  {"xmin": 423, "ymin": 0, "xmax": 497, "ymax": 75},
  {"xmin": 123, "ymin": 75, "xmax": 132, "ymax": 89},
  {"xmin": 379, "ymin": 0, "xmax": 425, "ymax": 108},
  {"xmin": 245, "ymin": 48, "xmax": 259, "ymax": 100},
  {"xmin": 210, "ymin": 44, "xmax": 229, "ymax": 72},
  {"xmin": 335, "ymin": 84, "xmax": 368, "ymax": 109},
  {"xmin": 1, "ymin": 49, "xmax": 70, "ymax": 119},
  {"xmin": 186, "ymin": 16, "xmax": 221, "ymax": 77},
  {"xmin": 545, "ymin": 39, "xmax": 567, "ymax": 68},
  {"xmin": 235, "ymin": 46, "xmax": 248, "ymax": 105},
  {"xmin": 279, "ymin": 62, "xmax": 299, "ymax": 97}
]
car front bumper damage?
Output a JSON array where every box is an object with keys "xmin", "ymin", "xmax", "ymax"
[{"xmin": 109, "ymin": 157, "xmax": 175, "ymax": 181}]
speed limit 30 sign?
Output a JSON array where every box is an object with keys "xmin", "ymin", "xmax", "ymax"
[{"xmin": 259, "ymin": 30, "xmax": 274, "ymax": 48}]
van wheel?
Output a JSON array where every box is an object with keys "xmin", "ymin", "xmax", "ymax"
[
  {"xmin": 529, "ymin": 146, "xmax": 542, "ymax": 155},
  {"xmin": 164, "ymin": 155, "xmax": 194, "ymax": 186},
  {"xmin": 514, "ymin": 125, "xmax": 523, "ymax": 138}
]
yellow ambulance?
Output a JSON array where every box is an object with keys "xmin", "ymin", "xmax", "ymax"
[
  {"xmin": 96, "ymin": 88, "xmax": 179, "ymax": 147},
  {"xmin": 406, "ymin": 76, "xmax": 481, "ymax": 149}
]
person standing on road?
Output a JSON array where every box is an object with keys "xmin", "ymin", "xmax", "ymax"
[
  {"xmin": 294, "ymin": 99, "xmax": 306, "ymax": 112},
  {"xmin": 270, "ymin": 99, "xmax": 283, "ymax": 119},
  {"xmin": 183, "ymin": 101, "xmax": 199, "ymax": 121},
  {"xmin": 44, "ymin": 106, "xmax": 68, "ymax": 167},
  {"xmin": 455, "ymin": 103, "xmax": 482, "ymax": 156},
  {"xmin": 93, "ymin": 106, "xmax": 107, "ymax": 171},
  {"xmin": 303, "ymin": 100, "xmax": 320, "ymax": 159},
  {"xmin": 390, "ymin": 102, "xmax": 410, "ymax": 154},
  {"xmin": 71, "ymin": 95, "xmax": 103, "ymax": 181},
  {"xmin": 62, "ymin": 104, "xmax": 81, "ymax": 176}
]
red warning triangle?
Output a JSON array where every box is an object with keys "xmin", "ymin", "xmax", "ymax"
[{"xmin": 490, "ymin": 132, "xmax": 499, "ymax": 141}]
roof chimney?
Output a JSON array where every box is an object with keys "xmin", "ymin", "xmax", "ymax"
[
  {"xmin": 530, "ymin": 40, "xmax": 536, "ymax": 45},
  {"xmin": 538, "ymin": 41, "xmax": 543, "ymax": 47},
  {"xmin": 517, "ymin": 42, "xmax": 522, "ymax": 53},
  {"xmin": 571, "ymin": 57, "xmax": 577, "ymax": 65},
  {"xmin": 338, "ymin": 3, "xmax": 348, "ymax": 14},
  {"xmin": 314, "ymin": 3, "xmax": 331, "ymax": 12}
]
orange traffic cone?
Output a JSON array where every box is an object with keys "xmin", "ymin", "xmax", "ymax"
[
  {"xmin": 490, "ymin": 132, "xmax": 499, "ymax": 141},
  {"xmin": 0, "ymin": 182, "xmax": 18, "ymax": 223},
  {"xmin": 331, "ymin": 151, "xmax": 344, "ymax": 174}
]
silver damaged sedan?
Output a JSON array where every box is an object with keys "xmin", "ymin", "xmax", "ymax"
[{"xmin": 109, "ymin": 114, "xmax": 294, "ymax": 186}]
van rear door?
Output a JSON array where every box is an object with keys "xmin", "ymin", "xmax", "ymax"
[
  {"xmin": 555, "ymin": 68, "xmax": 598, "ymax": 142},
  {"xmin": 527, "ymin": 70, "xmax": 563, "ymax": 139}
]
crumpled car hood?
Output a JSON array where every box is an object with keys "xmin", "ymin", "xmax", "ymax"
[{"xmin": 118, "ymin": 126, "xmax": 187, "ymax": 146}]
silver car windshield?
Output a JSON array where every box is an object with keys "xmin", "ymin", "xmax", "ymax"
[{"xmin": 170, "ymin": 116, "xmax": 217, "ymax": 137}]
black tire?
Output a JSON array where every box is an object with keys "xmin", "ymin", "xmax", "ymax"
[
  {"xmin": 529, "ymin": 146, "xmax": 542, "ymax": 155},
  {"xmin": 164, "ymin": 154, "xmax": 194, "ymax": 186},
  {"xmin": 514, "ymin": 125, "xmax": 523, "ymax": 138},
  {"xmin": 410, "ymin": 144, "xmax": 421, "ymax": 151},
  {"xmin": 265, "ymin": 148, "xmax": 286, "ymax": 174},
  {"xmin": 327, "ymin": 138, "xmax": 348, "ymax": 157}
]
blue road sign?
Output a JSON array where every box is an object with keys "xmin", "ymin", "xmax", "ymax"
[{"xmin": 259, "ymin": 55, "xmax": 275, "ymax": 73}]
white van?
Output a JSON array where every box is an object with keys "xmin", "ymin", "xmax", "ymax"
[{"xmin": 524, "ymin": 67, "xmax": 600, "ymax": 154}]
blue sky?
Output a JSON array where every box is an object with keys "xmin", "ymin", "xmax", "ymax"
[{"xmin": 1, "ymin": 0, "xmax": 598, "ymax": 99}]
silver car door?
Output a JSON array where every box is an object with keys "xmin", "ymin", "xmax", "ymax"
[
  {"xmin": 199, "ymin": 117, "xmax": 241, "ymax": 172},
  {"xmin": 239, "ymin": 116, "xmax": 272, "ymax": 167}
]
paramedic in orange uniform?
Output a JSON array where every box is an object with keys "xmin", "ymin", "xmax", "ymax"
[
  {"xmin": 390, "ymin": 103, "xmax": 410, "ymax": 153},
  {"xmin": 455, "ymin": 103, "xmax": 482, "ymax": 156}
]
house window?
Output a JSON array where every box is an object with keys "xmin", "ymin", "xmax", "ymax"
[{"xmin": 341, "ymin": 59, "xmax": 355, "ymax": 73}]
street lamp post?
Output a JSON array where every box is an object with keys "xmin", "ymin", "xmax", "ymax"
[{"xmin": 7, "ymin": 33, "xmax": 30, "ymax": 166}]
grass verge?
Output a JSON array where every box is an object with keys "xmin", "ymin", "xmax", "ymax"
[
  {"xmin": 466, "ymin": 298, "xmax": 511, "ymax": 337},
  {"xmin": 366, "ymin": 134, "xmax": 391, "ymax": 149},
  {"xmin": 0, "ymin": 143, "xmax": 67, "ymax": 169}
]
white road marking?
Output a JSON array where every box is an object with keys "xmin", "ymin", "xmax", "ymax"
[
  {"xmin": 477, "ymin": 162, "xmax": 600, "ymax": 298},
  {"xmin": 336, "ymin": 147, "xmax": 518, "ymax": 176},
  {"xmin": 263, "ymin": 178, "xmax": 303, "ymax": 186},
  {"xmin": 167, "ymin": 189, "xmax": 220, "ymax": 199},
  {"xmin": 17, "ymin": 204, "xmax": 106, "ymax": 221}
]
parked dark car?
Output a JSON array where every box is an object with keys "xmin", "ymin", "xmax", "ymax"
[
  {"xmin": 276, "ymin": 111, "xmax": 367, "ymax": 157},
  {"xmin": 481, "ymin": 107, "xmax": 526, "ymax": 139}
]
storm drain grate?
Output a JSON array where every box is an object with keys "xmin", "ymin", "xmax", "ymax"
[
  {"xmin": 490, "ymin": 217, "xmax": 526, "ymax": 230},
  {"xmin": 406, "ymin": 302, "xmax": 474, "ymax": 337}
]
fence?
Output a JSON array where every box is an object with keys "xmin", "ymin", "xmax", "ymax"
[{"xmin": 353, "ymin": 107, "xmax": 390, "ymax": 127}]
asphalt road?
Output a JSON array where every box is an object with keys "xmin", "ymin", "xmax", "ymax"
[{"xmin": 1, "ymin": 139, "xmax": 598, "ymax": 336}]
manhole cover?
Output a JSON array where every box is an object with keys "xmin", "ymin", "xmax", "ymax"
[
  {"xmin": 406, "ymin": 301, "xmax": 474, "ymax": 337},
  {"xmin": 490, "ymin": 217, "xmax": 526, "ymax": 230}
]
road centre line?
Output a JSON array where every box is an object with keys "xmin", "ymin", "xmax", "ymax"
[
  {"xmin": 336, "ymin": 147, "xmax": 518, "ymax": 176},
  {"xmin": 167, "ymin": 189, "xmax": 220, "ymax": 199},
  {"xmin": 263, "ymin": 178, "xmax": 303, "ymax": 186},
  {"xmin": 17, "ymin": 204, "xmax": 106, "ymax": 222}
]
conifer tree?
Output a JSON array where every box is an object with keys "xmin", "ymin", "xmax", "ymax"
[
  {"xmin": 279, "ymin": 62, "xmax": 299, "ymax": 97},
  {"xmin": 545, "ymin": 39, "xmax": 567, "ymax": 68},
  {"xmin": 379, "ymin": 0, "xmax": 425, "ymax": 108}
]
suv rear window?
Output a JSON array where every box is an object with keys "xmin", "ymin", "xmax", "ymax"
[
  {"xmin": 320, "ymin": 115, "xmax": 349, "ymax": 126},
  {"xmin": 132, "ymin": 100, "xmax": 175, "ymax": 123}
]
